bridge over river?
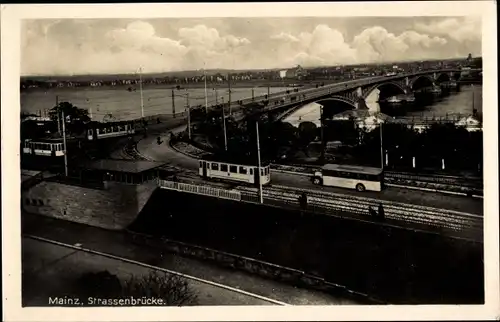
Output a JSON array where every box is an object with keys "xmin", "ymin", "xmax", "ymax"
[{"xmin": 212, "ymin": 68, "xmax": 481, "ymax": 123}]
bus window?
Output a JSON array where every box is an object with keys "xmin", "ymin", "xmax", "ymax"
[
  {"xmin": 239, "ymin": 167, "xmax": 247, "ymax": 175},
  {"xmin": 211, "ymin": 163, "xmax": 219, "ymax": 171},
  {"xmin": 229, "ymin": 165, "xmax": 237, "ymax": 173},
  {"xmin": 221, "ymin": 164, "xmax": 228, "ymax": 172}
]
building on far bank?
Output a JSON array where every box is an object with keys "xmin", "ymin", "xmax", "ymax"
[{"xmin": 283, "ymin": 65, "xmax": 307, "ymax": 79}]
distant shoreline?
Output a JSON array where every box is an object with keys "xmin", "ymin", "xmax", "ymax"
[{"xmin": 20, "ymin": 79, "xmax": 330, "ymax": 93}]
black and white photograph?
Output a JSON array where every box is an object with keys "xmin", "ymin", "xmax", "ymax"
[{"xmin": 2, "ymin": 2, "xmax": 499, "ymax": 321}]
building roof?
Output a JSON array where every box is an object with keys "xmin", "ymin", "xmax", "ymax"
[
  {"xmin": 328, "ymin": 110, "xmax": 394, "ymax": 122},
  {"xmin": 24, "ymin": 138, "xmax": 64, "ymax": 143},
  {"xmin": 81, "ymin": 159, "xmax": 165, "ymax": 174},
  {"xmin": 322, "ymin": 163, "xmax": 383, "ymax": 175}
]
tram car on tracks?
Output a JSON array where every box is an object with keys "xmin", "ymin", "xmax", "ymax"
[
  {"xmin": 22, "ymin": 138, "xmax": 65, "ymax": 157},
  {"xmin": 86, "ymin": 120, "xmax": 135, "ymax": 141},
  {"xmin": 198, "ymin": 157, "xmax": 271, "ymax": 186}
]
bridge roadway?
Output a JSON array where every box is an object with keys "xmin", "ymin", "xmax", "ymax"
[{"xmin": 136, "ymin": 125, "xmax": 482, "ymax": 216}]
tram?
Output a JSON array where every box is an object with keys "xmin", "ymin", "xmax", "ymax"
[
  {"xmin": 86, "ymin": 120, "xmax": 135, "ymax": 141},
  {"xmin": 22, "ymin": 138, "xmax": 65, "ymax": 157},
  {"xmin": 198, "ymin": 157, "xmax": 271, "ymax": 186}
]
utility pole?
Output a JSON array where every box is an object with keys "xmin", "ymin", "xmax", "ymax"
[
  {"xmin": 171, "ymin": 88, "xmax": 176, "ymax": 118},
  {"xmin": 186, "ymin": 92, "xmax": 191, "ymax": 140},
  {"xmin": 228, "ymin": 73, "xmax": 232, "ymax": 115},
  {"xmin": 61, "ymin": 109, "xmax": 68, "ymax": 177},
  {"xmin": 139, "ymin": 67, "xmax": 144, "ymax": 118},
  {"xmin": 320, "ymin": 105, "xmax": 324, "ymax": 147},
  {"xmin": 256, "ymin": 121, "xmax": 263, "ymax": 204},
  {"xmin": 215, "ymin": 89, "xmax": 218, "ymax": 105},
  {"xmin": 380, "ymin": 122, "xmax": 384, "ymax": 169},
  {"xmin": 267, "ymin": 84, "xmax": 270, "ymax": 98},
  {"xmin": 252, "ymin": 88, "xmax": 255, "ymax": 101},
  {"xmin": 56, "ymin": 95, "xmax": 61, "ymax": 135},
  {"xmin": 222, "ymin": 97, "xmax": 228, "ymax": 151},
  {"xmin": 204, "ymin": 65, "xmax": 208, "ymax": 114},
  {"xmin": 89, "ymin": 108, "xmax": 93, "ymax": 120}
]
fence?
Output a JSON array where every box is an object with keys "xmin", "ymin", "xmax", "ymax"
[{"xmin": 158, "ymin": 179, "xmax": 242, "ymax": 201}]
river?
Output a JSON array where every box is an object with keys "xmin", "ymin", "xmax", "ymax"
[
  {"xmin": 20, "ymin": 86, "xmax": 291, "ymax": 122},
  {"xmin": 284, "ymin": 84, "xmax": 483, "ymax": 127}
]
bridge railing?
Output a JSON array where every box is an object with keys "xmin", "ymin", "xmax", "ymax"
[{"xmin": 158, "ymin": 179, "xmax": 242, "ymax": 201}]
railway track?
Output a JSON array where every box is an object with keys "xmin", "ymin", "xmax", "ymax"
[
  {"xmin": 122, "ymin": 139, "xmax": 482, "ymax": 239},
  {"xmin": 235, "ymin": 184, "xmax": 482, "ymax": 241},
  {"xmin": 270, "ymin": 163, "xmax": 483, "ymax": 196}
]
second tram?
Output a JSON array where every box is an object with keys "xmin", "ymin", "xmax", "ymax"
[{"xmin": 198, "ymin": 158, "xmax": 271, "ymax": 186}]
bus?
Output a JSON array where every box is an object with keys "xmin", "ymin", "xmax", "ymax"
[{"xmin": 311, "ymin": 164, "xmax": 384, "ymax": 192}]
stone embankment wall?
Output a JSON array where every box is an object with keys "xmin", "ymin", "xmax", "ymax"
[{"xmin": 22, "ymin": 181, "xmax": 158, "ymax": 230}]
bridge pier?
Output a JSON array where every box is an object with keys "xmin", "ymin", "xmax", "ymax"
[{"xmin": 356, "ymin": 97, "xmax": 369, "ymax": 110}]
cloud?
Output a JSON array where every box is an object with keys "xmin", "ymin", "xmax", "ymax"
[
  {"xmin": 22, "ymin": 20, "xmax": 251, "ymax": 75},
  {"xmin": 414, "ymin": 16, "xmax": 481, "ymax": 42},
  {"xmin": 21, "ymin": 17, "xmax": 481, "ymax": 76},
  {"xmin": 269, "ymin": 25, "xmax": 449, "ymax": 67}
]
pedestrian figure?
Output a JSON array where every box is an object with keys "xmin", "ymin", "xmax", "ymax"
[
  {"xmin": 369, "ymin": 205, "xmax": 377, "ymax": 218},
  {"xmin": 299, "ymin": 192, "xmax": 308, "ymax": 210},
  {"xmin": 378, "ymin": 203, "xmax": 385, "ymax": 220}
]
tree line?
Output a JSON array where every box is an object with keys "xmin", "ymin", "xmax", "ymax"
[{"xmin": 188, "ymin": 112, "xmax": 482, "ymax": 174}]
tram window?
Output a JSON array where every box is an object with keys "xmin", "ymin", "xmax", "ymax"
[
  {"xmin": 38, "ymin": 199, "xmax": 44, "ymax": 206},
  {"xmin": 261, "ymin": 169, "xmax": 264, "ymax": 176},
  {"xmin": 239, "ymin": 167, "xmax": 247, "ymax": 174},
  {"xmin": 211, "ymin": 163, "xmax": 219, "ymax": 171},
  {"xmin": 249, "ymin": 169, "xmax": 253, "ymax": 175},
  {"xmin": 199, "ymin": 161, "xmax": 202, "ymax": 168},
  {"xmin": 31, "ymin": 199, "xmax": 37, "ymax": 205},
  {"xmin": 221, "ymin": 164, "xmax": 228, "ymax": 172},
  {"xmin": 229, "ymin": 165, "xmax": 237, "ymax": 173}
]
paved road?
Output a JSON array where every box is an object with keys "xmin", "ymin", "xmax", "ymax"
[
  {"xmin": 22, "ymin": 212, "xmax": 358, "ymax": 306},
  {"xmin": 136, "ymin": 127, "xmax": 483, "ymax": 215}
]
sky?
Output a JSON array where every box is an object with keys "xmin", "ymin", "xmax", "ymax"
[{"xmin": 21, "ymin": 16, "xmax": 482, "ymax": 76}]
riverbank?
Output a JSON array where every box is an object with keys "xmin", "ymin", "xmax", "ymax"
[
  {"xmin": 129, "ymin": 188, "xmax": 484, "ymax": 304},
  {"xmin": 20, "ymin": 79, "xmax": 330, "ymax": 93}
]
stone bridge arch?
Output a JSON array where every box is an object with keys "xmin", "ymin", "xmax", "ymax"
[
  {"xmin": 362, "ymin": 81, "xmax": 407, "ymax": 100},
  {"xmin": 318, "ymin": 95, "xmax": 358, "ymax": 109},
  {"xmin": 409, "ymin": 74, "xmax": 435, "ymax": 90},
  {"xmin": 435, "ymin": 73, "xmax": 451, "ymax": 83}
]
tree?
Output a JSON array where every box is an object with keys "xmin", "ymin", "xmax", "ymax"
[
  {"xmin": 297, "ymin": 121, "xmax": 318, "ymax": 157},
  {"xmin": 49, "ymin": 101, "xmax": 90, "ymax": 135},
  {"xmin": 122, "ymin": 271, "xmax": 197, "ymax": 306},
  {"xmin": 74, "ymin": 270, "xmax": 198, "ymax": 306}
]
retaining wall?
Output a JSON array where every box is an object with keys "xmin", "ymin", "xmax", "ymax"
[
  {"xmin": 22, "ymin": 180, "xmax": 158, "ymax": 230},
  {"xmin": 127, "ymin": 231, "xmax": 383, "ymax": 305}
]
